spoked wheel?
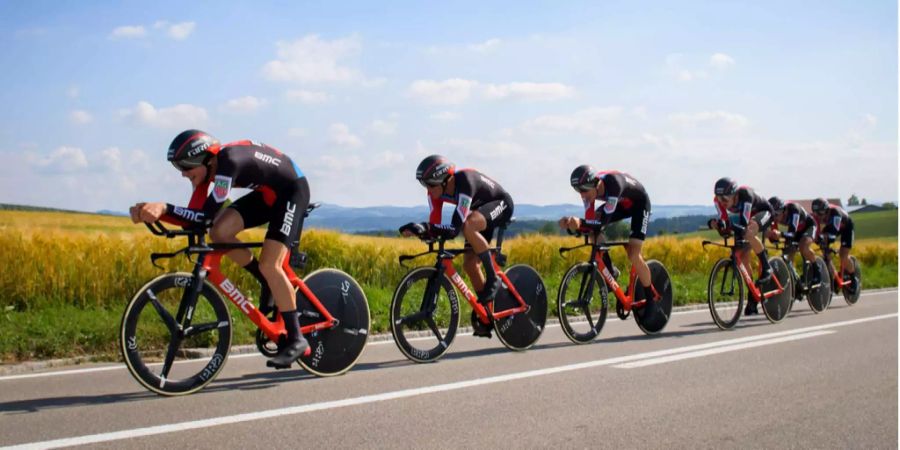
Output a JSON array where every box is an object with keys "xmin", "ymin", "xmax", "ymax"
[
  {"xmin": 296, "ymin": 269, "xmax": 370, "ymax": 376},
  {"xmin": 557, "ymin": 262, "xmax": 609, "ymax": 344},
  {"xmin": 707, "ymin": 258, "xmax": 744, "ymax": 330},
  {"xmin": 633, "ymin": 260, "xmax": 673, "ymax": 335},
  {"xmin": 842, "ymin": 256, "xmax": 862, "ymax": 305},
  {"xmin": 390, "ymin": 267, "xmax": 459, "ymax": 363},
  {"xmin": 805, "ymin": 257, "xmax": 831, "ymax": 313},
  {"xmin": 120, "ymin": 272, "xmax": 231, "ymax": 396},
  {"xmin": 493, "ymin": 264, "xmax": 547, "ymax": 351},
  {"xmin": 761, "ymin": 258, "xmax": 793, "ymax": 323}
]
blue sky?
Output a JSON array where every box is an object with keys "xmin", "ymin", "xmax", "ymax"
[{"xmin": 0, "ymin": 0, "xmax": 896, "ymax": 211}]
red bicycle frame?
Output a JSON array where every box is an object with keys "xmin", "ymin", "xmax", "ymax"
[
  {"xmin": 732, "ymin": 247, "xmax": 785, "ymax": 302},
  {"xmin": 441, "ymin": 254, "xmax": 530, "ymax": 325},
  {"xmin": 821, "ymin": 245, "xmax": 851, "ymax": 289},
  {"xmin": 203, "ymin": 248, "xmax": 336, "ymax": 344},
  {"xmin": 592, "ymin": 247, "xmax": 661, "ymax": 312}
]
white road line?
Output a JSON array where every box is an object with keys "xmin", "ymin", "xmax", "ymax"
[
  {"xmin": 613, "ymin": 330, "xmax": 836, "ymax": 368},
  {"xmin": 2, "ymin": 312, "xmax": 894, "ymax": 450},
  {"xmin": 0, "ymin": 289, "xmax": 894, "ymax": 382}
]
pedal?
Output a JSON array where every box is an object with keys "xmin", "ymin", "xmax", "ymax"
[{"xmin": 615, "ymin": 301, "xmax": 630, "ymax": 320}]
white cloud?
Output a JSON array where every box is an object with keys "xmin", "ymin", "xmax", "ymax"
[
  {"xmin": 27, "ymin": 146, "xmax": 89, "ymax": 173},
  {"xmin": 263, "ymin": 34, "xmax": 362, "ymax": 83},
  {"xmin": 99, "ymin": 147, "xmax": 123, "ymax": 172},
  {"xmin": 69, "ymin": 110, "xmax": 93, "ymax": 125},
  {"xmin": 285, "ymin": 89, "xmax": 330, "ymax": 104},
  {"xmin": 110, "ymin": 25, "xmax": 146, "ymax": 39},
  {"xmin": 408, "ymin": 78, "xmax": 478, "ymax": 105},
  {"xmin": 368, "ymin": 119, "xmax": 396, "ymax": 136},
  {"xmin": 668, "ymin": 110, "xmax": 749, "ymax": 130},
  {"xmin": 430, "ymin": 111, "xmax": 460, "ymax": 121},
  {"xmin": 409, "ymin": 79, "xmax": 575, "ymax": 105},
  {"xmin": 118, "ymin": 101, "xmax": 208, "ymax": 129},
  {"xmin": 371, "ymin": 151, "xmax": 405, "ymax": 168},
  {"xmin": 709, "ymin": 53, "xmax": 736, "ymax": 70},
  {"xmin": 482, "ymin": 82, "xmax": 574, "ymax": 101},
  {"xmin": 221, "ymin": 96, "xmax": 267, "ymax": 113},
  {"xmin": 165, "ymin": 22, "xmax": 195, "ymax": 40},
  {"xmin": 317, "ymin": 154, "xmax": 362, "ymax": 172},
  {"xmin": 469, "ymin": 38, "xmax": 501, "ymax": 53},
  {"xmin": 328, "ymin": 123, "xmax": 363, "ymax": 148},
  {"xmin": 522, "ymin": 107, "xmax": 624, "ymax": 135},
  {"xmin": 66, "ymin": 85, "xmax": 80, "ymax": 99}
]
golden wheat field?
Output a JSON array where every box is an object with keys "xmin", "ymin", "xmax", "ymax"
[{"xmin": 0, "ymin": 209, "xmax": 896, "ymax": 311}]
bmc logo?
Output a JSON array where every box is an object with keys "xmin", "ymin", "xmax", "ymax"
[
  {"xmin": 220, "ymin": 278, "xmax": 254, "ymax": 314},
  {"xmin": 173, "ymin": 206, "xmax": 203, "ymax": 223},
  {"xmin": 254, "ymin": 152, "xmax": 281, "ymax": 166},
  {"xmin": 280, "ymin": 202, "xmax": 296, "ymax": 235}
]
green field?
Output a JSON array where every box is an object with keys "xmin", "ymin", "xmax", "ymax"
[{"xmin": 0, "ymin": 209, "xmax": 896, "ymax": 363}]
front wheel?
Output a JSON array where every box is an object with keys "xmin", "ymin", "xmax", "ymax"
[
  {"xmin": 633, "ymin": 260, "xmax": 673, "ymax": 335},
  {"xmin": 557, "ymin": 262, "xmax": 608, "ymax": 344},
  {"xmin": 120, "ymin": 273, "xmax": 231, "ymax": 396},
  {"xmin": 761, "ymin": 257, "xmax": 793, "ymax": 323},
  {"xmin": 390, "ymin": 267, "xmax": 460, "ymax": 363},
  {"xmin": 296, "ymin": 269, "xmax": 370, "ymax": 376},
  {"xmin": 708, "ymin": 258, "xmax": 744, "ymax": 330},
  {"xmin": 842, "ymin": 256, "xmax": 862, "ymax": 305},
  {"xmin": 493, "ymin": 264, "xmax": 547, "ymax": 351}
]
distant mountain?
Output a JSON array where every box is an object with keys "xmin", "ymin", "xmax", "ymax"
[{"xmin": 305, "ymin": 203, "xmax": 716, "ymax": 233}]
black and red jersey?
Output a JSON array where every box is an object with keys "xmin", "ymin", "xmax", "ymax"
[
  {"xmin": 427, "ymin": 169, "xmax": 509, "ymax": 236},
  {"xmin": 714, "ymin": 186, "xmax": 772, "ymax": 231},
  {"xmin": 162, "ymin": 141, "xmax": 304, "ymax": 227},
  {"xmin": 777, "ymin": 202, "xmax": 816, "ymax": 239},
  {"xmin": 818, "ymin": 204, "xmax": 852, "ymax": 236},
  {"xmin": 583, "ymin": 171, "xmax": 648, "ymax": 224}
]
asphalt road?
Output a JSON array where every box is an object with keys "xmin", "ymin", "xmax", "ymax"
[{"xmin": 1, "ymin": 290, "xmax": 897, "ymax": 449}]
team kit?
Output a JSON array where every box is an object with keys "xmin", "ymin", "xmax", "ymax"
[{"xmin": 123, "ymin": 129, "xmax": 861, "ymax": 395}]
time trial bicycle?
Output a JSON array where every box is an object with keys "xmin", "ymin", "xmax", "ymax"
[
  {"xmin": 703, "ymin": 236, "xmax": 792, "ymax": 330},
  {"xmin": 120, "ymin": 204, "xmax": 370, "ymax": 396},
  {"xmin": 557, "ymin": 229, "xmax": 673, "ymax": 344},
  {"xmin": 390, "ymin": 222, "xmax": 547, "ymax": 363}
]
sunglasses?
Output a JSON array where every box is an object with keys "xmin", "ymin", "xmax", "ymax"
[
  {"xmin": 419, "ymin": 179, "xmax": 443, "ymax": 189},
  {"xmin": 171, "ymin": 161, "xmax": 201, "ymax": 172},
  {"xmin": 572, "ymin": 184, "xmax": 595, "ymax": 193}
]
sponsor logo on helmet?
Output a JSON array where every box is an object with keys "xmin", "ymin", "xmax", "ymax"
[
  {"xmin": 186, "ymin": 140, "xmax": 211, "ymax": 158},
  {"xmin": 432, "ymin": 164, "xmax": 450, "ymax": 179}
]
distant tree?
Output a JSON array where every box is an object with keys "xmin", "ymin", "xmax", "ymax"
[
  {"xmin": 883, "ymin": 202, "xmax": 897, "ymax": 209},
  {"xmin": 861, "ymin": 198, "xmax": 868, "ymax": 205},
  {"xmin": 847, "ymin": 194, "xmax": 860, "ymax": 206},
  {"xmin": 539, "ymin": 221, "xmax": 558, "ymax": 235}
]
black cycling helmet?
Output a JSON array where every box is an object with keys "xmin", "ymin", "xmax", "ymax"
[
  {"xmin": 415, "ymin": 155, "xmax": 455, "ymax": 187},
  {"xmin": 768, "ymin": 196, "xmax": 785, "ymax": 213},
  {"xmin": 570, "ymin": 164, "xmax": 599, "ymax": 192},
  {"xmin": 167, "ymin": 129, "xmax": 221, "ymax": 171},
  {"xmin": 811, "ymin": 197, "xmax": 829, "ymax": 214},
  {"xmin": 714, "ymin": 177, "xmax": 738, "ymax": 196}
]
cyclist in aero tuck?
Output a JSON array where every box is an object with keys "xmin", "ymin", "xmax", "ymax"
[
  {"xmin": 399, "ymin": 155, "xmax": 514, "ymax": 338},
  {"xmin": 559, "ymin": 166, "xmax": 655, "ymax": 310},
  {"xmin": 707, "ymin": 177, "xmax": 775, "ymax": 316},
  {"xmin": 128, "ymin": 129, "xmax": 310, "ymax": 368}
]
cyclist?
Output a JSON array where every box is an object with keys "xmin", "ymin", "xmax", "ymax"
[
  {"xmin": 128, "ymin": 129, "xmax": 310, "ymax": 368},
  {"xmin": 558, "ymin": 166, "xmax": 655, "ymax": 309},
  {"xmin": 707, "ymin": 178, "xmax": 774, "ymax": 315},
  {"xmin": 399, "ymin": 155, "xmax": 514, "ymax": 338},
  {"xmin": 811, "ymin": 197, "xmax": 858, "ymax": 290},
  {"xmin": 765, "ymin": 196, "xmax": 820, "ymax": 285}
]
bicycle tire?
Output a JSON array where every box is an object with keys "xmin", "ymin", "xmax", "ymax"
[
  {"xmin": 120, "ymin": 272, "xmax": 231, "ymax": 396},
  {"xmin": 633, "ymin": 260, "xmax": 673, "ymax": 334},
  {"xmin": 708, "ymin": 258, "xmax": 744, "ymax": 330},
  {"xmin": 390, "ymin": 267, "xmax": 459, "ymax": 363},
  {"xmin": 557, "ymin": 262, "xmax": 608, "ymax": 344},
  {"xmin": 842, "ymin": 256, "xmax": 862, "ymax": 305},
  {"xmin": 761, "ymin": 257, "xmax": 792, "ymax": 323},
  {"xmin": 805, "ymin": 257, "xmax": 830, "ymax": 313},
  {"xmin": 493, "ymin": 264, "xmax": 547, "ymax": 351},
  {"xmin": 296, "ymin": 269, "xmax": 370, "ymax": 376}
]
